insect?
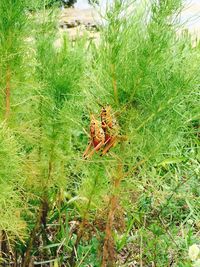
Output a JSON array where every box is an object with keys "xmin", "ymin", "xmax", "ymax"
[
  {"xmin": 83, "ymin": 105, "xmax": 124, "ymax": 159},
  {"xmin": 100, "ymin": 105, "xmax": 119, "ymax": 156},
  {"xmin": 83, "ymin": 114, "xmax": 105, "ymax": 159}
]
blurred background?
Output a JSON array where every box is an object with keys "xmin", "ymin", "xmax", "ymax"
[{"xmin": 61, "ymin": 0, "xmax": 200, "ymax": 36}]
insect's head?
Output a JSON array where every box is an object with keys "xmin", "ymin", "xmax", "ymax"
[
  {"xmin": 101, "ymin": 105, "xmax": 111, "ymax": 120},
  {"xmin": 102, "ymin": 105, "xmax": 111, "ymax": 113},
  {"xmin": 90, "ymin": 114, "xmax": 98, "ymax": 124}
]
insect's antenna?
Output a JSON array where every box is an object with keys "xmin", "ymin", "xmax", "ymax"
[
  {"xmin": 88, "ymin": 90, "xmax": 105, "ymax": 108},
  {"xmin": 90, "ymin": 114, "xmax": 96, "ymax": 120},
  {"xmin": 86, "ymin": 105, "xmax": 93, "ymax": 115},
  {"xmin": 96, "ymin": 100, "xmax": 104, "ymax": 108}
]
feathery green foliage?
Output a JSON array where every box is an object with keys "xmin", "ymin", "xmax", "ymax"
[
  {"xmin": 0, "ymin": 123, "xmax": 26, "ymax": 239},
  {"xmin": 0, "ymin": 0, "xmax": 27, "ymax": 119},
  {"xmin": 0, "ymin": 0, "xmax": 199, "ymax": 266},
  {"xmin": 79, "ymin": 0, "xmax": 199, "ymax": 265}
]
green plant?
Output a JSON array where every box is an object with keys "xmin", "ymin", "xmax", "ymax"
[
  {"xmin": 0, "ymin": 0, "xmax": 27, "ymax": 120},
  {"xmin": 79, "ymin": 0, "xmax": 199, "ymax": 265},
  {"xmin": 20, "ymin": 8, "xmax": 87, "ymax": 266},
  {"xmin": 0, "ymin": 123, "xmax": 26, "ymax": 263},
  {"xmin": 0, "ymin": 0, "xmax": 199, "ymax": 266}
]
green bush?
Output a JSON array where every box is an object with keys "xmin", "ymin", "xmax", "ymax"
[
  {"xmin": 0, "ymin": 0, "xmax": 199, "ymax": 266},
  {"xmin": 0, "ymin": 123, "xmax": 26, "ymax": 241}
]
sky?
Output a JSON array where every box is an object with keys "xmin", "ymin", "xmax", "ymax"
[{"xmin": 181, "ymin": 0, "xmax": 200, "ymax": 31}]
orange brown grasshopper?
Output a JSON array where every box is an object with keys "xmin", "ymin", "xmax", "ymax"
[
  {"xmin": 83, "ymin": 114, "xmax": 106, "ymax": 159},
  {"xmin": 100, "ymin": 105, "xmax": 120, "ymax": 156},
  {"xmin": 83, "ymin": 106, "xmax": 124, "ymax": 159}
]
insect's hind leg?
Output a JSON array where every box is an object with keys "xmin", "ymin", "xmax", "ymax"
[
  {"xmin": 83, "ymin": 141, "xmax": 92, "ymax": 158},
  {"xmin": 85, "ymin": 141, "xmax": 105, "ymax": 159},
  {"xmin": 101, "ymin": 136, "xmax": 117, "ymax": 156}
]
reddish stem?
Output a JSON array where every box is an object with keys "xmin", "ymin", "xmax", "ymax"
[
  {"xmin": 111, "ymin": 64, "xmax": 119, "ymax": 106},
  {"xmin": 101, "ymin": 163, "xmax": 123, "ymax": 267}
]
